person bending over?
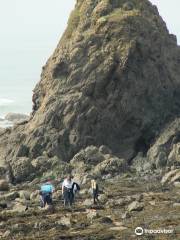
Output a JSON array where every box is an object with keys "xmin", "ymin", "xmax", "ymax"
[{"xmin": 40, "ymin": 179, "xmax": 55, "ymax": 208}]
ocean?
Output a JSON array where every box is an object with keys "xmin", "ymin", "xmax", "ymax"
[
  {"xmin": 0, "ymin": 65, "xmax": 38, "ymax": 128},
  {"xmin": 0, "ymin": 96, "xmax": 32, "ymax": 128},
  {"xmin": 0, "ymin": 50, "xmax": 45, "ymax": 128},
  {"xmin": 0, "ymin": 33, "xmax": 63, "ymax": 128},
  {"xmin": 0, "ymin": 0, "xmax": 76, "ymax": 128}
]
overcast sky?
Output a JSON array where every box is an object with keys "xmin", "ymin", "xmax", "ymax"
[
  {"xmin": 0, "ymin": 0, "xmax": 179, "ymax": 109},
  {"xmin": 151, "ymin": 0, "xmax": 180, "ymax": 42},
  {"xmin": 0, "ymin": 0, "xmax": 75, "ymax": 91}
]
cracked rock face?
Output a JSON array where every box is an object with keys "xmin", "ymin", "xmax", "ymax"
[{"xmin": 1, "ymin": 0, "xmax": 180, "ymax": 182}]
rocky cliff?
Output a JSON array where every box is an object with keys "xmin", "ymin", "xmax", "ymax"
[{"xmin": 1, "ymin": 0, "xmax": 180, "ymax": 182}]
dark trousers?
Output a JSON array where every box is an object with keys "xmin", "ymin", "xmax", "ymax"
[
  {"xmin": 93, "ymin": 189, "xmax": 99, "ymax": 204},
  {"xmin": 41, "ymin": 193, "xmax": 52, "ymax": 208},
  {"xmin": 63, "ymin": 188, "xmax": 74, "ymax": 207}
]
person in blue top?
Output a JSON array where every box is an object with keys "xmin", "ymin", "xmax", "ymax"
[{"xmin": 40, "ymin": 179, "xmax": 55, "ymax": 208}]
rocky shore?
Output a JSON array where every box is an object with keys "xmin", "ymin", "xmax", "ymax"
[
  {"xmin": 0, "ymin": 146, "xmax": 180, "ymax": 239},
  {"xmin": 0, "ymin": 169, "xmax": 179, "ymax": 240}
]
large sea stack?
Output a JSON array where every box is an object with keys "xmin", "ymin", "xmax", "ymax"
[{"xmin": 0, "ymin": 0, "xmax": 180, "ymax": 182}]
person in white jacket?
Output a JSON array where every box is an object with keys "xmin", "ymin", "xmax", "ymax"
[{"xmin": 62, "ymin": 175, "xmax": 74, "ymax": 207}]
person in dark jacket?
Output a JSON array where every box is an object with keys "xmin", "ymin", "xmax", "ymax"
[{"xmin": 72, "ymin": 182, "xmax": 80, "ymax": 203}]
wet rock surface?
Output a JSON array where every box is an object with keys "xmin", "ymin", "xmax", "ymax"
[{"xmin": 0, "ymin": 175, "xmax": 179, "ymax": 239}]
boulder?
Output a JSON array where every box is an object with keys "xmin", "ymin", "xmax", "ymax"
[
  {"xmin": 57, "ymin": 216, "xmax": 71, "ymax": 227},
  {"xmin": 28, "ymin": 178, "xmax": 41, "ymax": 186},
  {"xmin": 30, "ymin": 190, "xmax": 40, "ymax": 201},
  {"xmin": 168, "ymin": 143, "xmax": 180, "ymax": 165},
  {"xmin": 82, "ymin": 199, "xmax": 92, "ymax": 207},
  {"xmin": 3, "ymin": 230, "xmax": 11, "ymax": 238},
  {"xmin": 156, "ymin": 151, "xmax": 168, "ymax": 168},
  {"xmin": 161, "ymin": 169, "xmax": 180, "ymax": 185},
  {"xmin": 110, "ymin": 226, "xmax": 127, "ymax": 231},
  {"xmin": 98, "ymin": 194, "xmax": 108, "ymax": 203},
  {"xmin": 86, "ymin": 210, "xmax": 99, "ymax": 221},
  {"xmin": 147, "ymin": 120, "xmax": 180, "ymax": 169},
  {"xmin": 10, "ymin": 157, "xmax": 35, "ymax": 182},
  {"xmin": 0, "ymin": 166, "xmax": 7, "ymax": 177},
  {"xmin": 174, "ymin": 182, "xmax": 180, "ymax": 188},
  {"xmin": 0, "ymin": 191, "xmax": 19, "ymax": 201},
  {"xmin": 173, "ymin": 203, "xmax": 180, "ymax": 208},
  {"xmin": 71, "ymin": 146, "xmax": 127, "ymax": 179},
  {"xmin": 16, "ymin": 144, "xmax": 29, "ymax": 157},
  {"xmin": 149, "ymin": 201, "xmax": 156, "ymax": 206},
  {"xmin": 0, "ymin": 202, "xmax": 7, "ymax": 209},
  {"xmin": 31, "ymin": 155, "xmax": 60, "ymax": 170},
  {"xmin": 130, "ymin": 194, "xmax": 143, "ymax": 202},
  {"xmin": 106, "ymin": 198, "xmax": 127, "ymax": 208},
  {"xmin": 5, "ymin": 113, "xmax": 29, "ymax": 123},
  {"xmin": 99, "ymin": 145, "xmax": 112, "ymax": 155},
  {"xmin": 123, "ymin": 2, "xmax": 135, "ymax": 11},
  {"xmin": 127, "ymin": 201, "xmax": 144, "ymax": 212},
  {"xmin": 12, "ymin": 202, "xmax": 26, "ymax": 212},
  {"xmin": 121, "ymin": 211, "xmax": 131, "ymax": 219},
  {"xmin": 71, "ymin": 146, "xmax": 105, "ymax": 166},
  {"xmin": 72, "ymin": 173, "xmax": 90, "ymax": 185},
  {"xmin": 132, "ymin": 152, "xmax": 152, "ymax": 173},
  {"xmin": 31, "ymin": 156, "xmax": 51, "ymax": 172},
  {"xmin": 0, "ymin": 179, "xmax": 9, "ymax": 191},
  {"xmin": 19, "ymin": 191, "xmax": 31, "ymax": 201},
  {"xmin": 170, "ymin": 171, "xmax": 180, "ymax": 183},
  {"xmin": 93, "ymin": 157, "xmax": 126, "ymax": 176},
  {"xmin": 99, "ymin": 217, "xmax": 113, "ymax": 225}
]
